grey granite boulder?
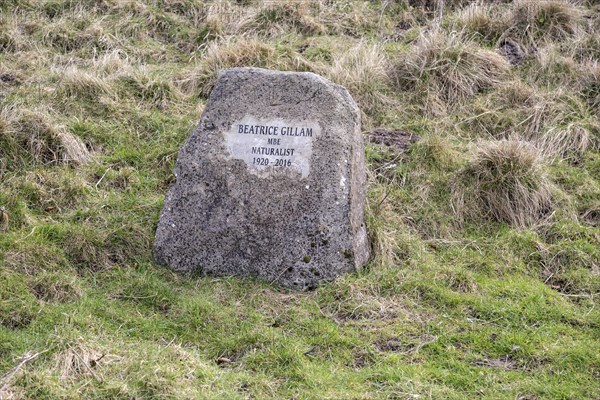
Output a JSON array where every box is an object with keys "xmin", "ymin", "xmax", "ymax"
[{"xmin": 154, "ymin": 67, "xmax": 369, "ymax": 290}]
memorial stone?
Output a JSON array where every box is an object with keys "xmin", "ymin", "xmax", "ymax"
[{"xmin": 154, "ymin": 67, "xmax": 369, "ymax": 290}]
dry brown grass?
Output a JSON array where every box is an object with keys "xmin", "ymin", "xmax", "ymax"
[
  {"xmin": 580, "ymin": 60, "xmax": 600, "ymax": 113},
  {"xmin": 456, "ymin": 2, "xmax": 506, "ymax": 41},
  {"xmin": 0, "ymin": 13, "xmax": 28, "ymax": 53},
  {"xmin": 241, "ymin": 1, "xmax": 325, "ymax": 36},
  {"xmin": 55, "ymin": 66, "xmax": 115, "ymax": 100},
  {"xmin": 322, "ymin": 42, "xmax": 391, "ymax": 120},
  {"xmin": 581, "ymin": 201, "xmax": 600, "ymax": 226},
  {"xmin": 408, "ymin": 0, "xmax": 474, "ymax": 10},
  {"xmin": 119, "ymin": 67, "xmax": 180, "ymax": 109},
  {"xmin": 391, "ymin": 30, "xmax": 510, "ymax": 104},
  {"xmin": 29, "ymin": 273, "xmax": 82, "ymax": 303},
  {"xmin": 94, "ymin": 49, "xmax": 133, "ymax": 76},
  {"xmin": 534, "ymin": 122, "xmax": 596, "ymax": 161},
  {"xmin": 54, "ymin": 343, "xmax": 105, "ymax": 382},
  {"xmin": 516, "ymin": 90, "xmax": 597, "ymax": 160},
  {"xmin": 179, "ymin": 36, "xmax": 310, "ymax": 97},
  {"xmin": 453, "ymin": 140, "xmax": 554, "ymax": 228},
  {"xmin": 3, "ymin": 241, "xmax": 67, "ymax": 275},
  {"xmin": 534, "ymin": 45, "xmax": 583, "ymax": 87},
  {"xmin": 457, "ymin": 0, "xmax": 585, "ymax": 45},
  {"xmin": 179, "ymin": 37, "xmax": 275, "ymax": 96},
  {"xmin": 0, "ymin": 108, "xmax": 91, "ymax": 171},
  {"xmin": 366, "ymin": 197, "xmax": 402, "ymax": 270},
  {"xmin": 41, "ymin": 12, "xmax": 116, "ymax": 54},
  {"xmin": 197, "ymin": 0, "xmax": 248, "ymax": 36},
  {"xmin": 0, "ymin": 384, "xmax": 25, "ymax": 400},
  {"xmin": 320, "ymin": 1, "xmax": 383, "ymax": 37},
  {"xmin": 506, "ymin": 0, "xmax": 584, "ymax": 43},
  {"xmin": 465, "ymin": 79, "xmax": 598, "ymax": 161},
  {"xmin": 567, "ymin": 26, "xmax": 600, "ymax": 62},
  {"xmin": 157, "ymin": 0, "xmax": 208, "ymax": 23}
]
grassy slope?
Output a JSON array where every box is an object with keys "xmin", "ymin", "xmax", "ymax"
[{"xmin": 0, "ymin": 0, "xmax": 599, "ymax": 399}]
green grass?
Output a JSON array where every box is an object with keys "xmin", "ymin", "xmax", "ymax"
[{"xmin": 1, "ymin": 0, "xmax": 599, "ymax": 399}]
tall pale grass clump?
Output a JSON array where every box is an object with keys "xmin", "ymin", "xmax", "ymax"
[
  {"xmin": 93, "ymin": 49, "xmax": 132, "ymax": 76},
  {"xmin": 532, "ymin": 45, "xmax": 587, "ymax": 88},
  {"xmin": 524, "ymin": 93, "xmax": 598, "ymax": 160},
  {"xmin": 0, "ymin": 108, "xmax": 90, "ymax": 172},
  {"xmin": 458, "ymin": 0, "xmax": 584, "ymax": 44},
  {"xmin": 407, "ymin": 0, "xmax": 474, "ymax": 11},
  {"xmin": 118, "ymin": 67, "xmax": 180, "ymax": 109},
  {"xmin": 515, "ymin": 90, "xmax": 596, "ymax": 156},
  {"xmin": 54, "ymin": 343, "xmax": 105, "ymax": 381},
  {"xmin": 506, "ymin": 0, "xmax": 584, "ymax": 42},
  {"xmin": 467, "ymin": 80, "xmax": 597, "ymax": 160},
  {"xmin": 456, "ymin": 2, "xmax": 506, "ymax": 41},
  {"xmin": 0, "ymin": 16, "xmax": 28, "ymax": 53},
  {"xmin": 453, "ymin": 140, "xmax": 553, "ymax": 228},
  {"xmin": 56, "ymin": 66, "xmax": 116, "ymax": 100},
  {"xmin": 535, "ymin": 123, "xmax": 596, "ymax": 161},
  {"xmin": 580, "ymin": 60, "xmax": 600, "ymax": 112},
  {"xmin": 323, "ymin": 43, "xmax": 390, "ymax": 117},
  {"xmin": 242, "ymin": 1, "xmax": 325, "ymax": 36},
  {"xmin": 391, "ymin": 30, "xmax": 510, "ymax": 104},
  {"xmin": 157, "ymin": 0, "xmax": 208, "ymax": 23},
  {"xmin": 180, "ymin": 37, "xmax": 308, "ymax": 97},
  {"xmin": 319, "ymin": 1, "xmax": 381, "ymax": 37}
]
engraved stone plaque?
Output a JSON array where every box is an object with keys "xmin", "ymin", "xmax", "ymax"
[{"xmin": 224, "ymin": 116, "xmax": 321, "ymax": 177}]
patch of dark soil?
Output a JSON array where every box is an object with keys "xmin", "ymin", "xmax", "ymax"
[
  {"xmin": 1, "ymin": 311, "xmax": 35, "ymax": 329},
  {"xmin": 367, "ymin": 129, "xmax": 420, "ymax": 152},
  {"xmin": 581, "ymin": 206, "xmax": 600, "ymax": 226},
  {"xmin": 377, "ymin": 338, "xmax": 405, "ymax": 352},
  {"xmin": 351, "ymin": 350, "xmax": 376, "ymax": 368},
  {"xmin": 375, "ymin": 334, "xmax": 437, "ymax": 354},
  {"xmin": 0, "ymin": 73, "xmax": 17, "ymax": 84},
  {"xmin": 498, "ymin": 39, "xmax": 528, "ymax": 66},
  {"xmin": 472, "ymin": 356, "xmax": 516, "ymax": 370},
  {"xmin": 215, "ymin": 356, "xmax": 236, "ymax": 367},
  {"xmin": 215, "ymin": 350, "xmax": 245, "ymax": 368}
]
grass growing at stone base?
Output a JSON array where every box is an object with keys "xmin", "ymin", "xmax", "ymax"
[{"xmin": 1, "ymin": 0, "xmax": 599, "ymax": 399}]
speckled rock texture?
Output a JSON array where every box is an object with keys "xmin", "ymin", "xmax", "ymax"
[{"xmin": 154, "ymin": 67, "xmax": 370, "ymax": 290}]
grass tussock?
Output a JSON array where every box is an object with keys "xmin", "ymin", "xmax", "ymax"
[
  {"xmin": 530, "ymin": 45, "xmax": 598, "ymax": 89},
  {"xmin": 535, "ymin": 122, "xmax": 597, "ymax": 161},
  {"xmin": 520, "ymin": 92, "xmax": 598, "ymax": 159},
  {"xmin": 55, "ymin": 66, "xmax": 115, "ymax": 100},
  {"xmin": 453, "ymin": 140, "xmax": 554, "ymax": 228},
  {"xmin": 30, "ymin": 272, "xmax": 81, "ymax": 303},
  {"xmin": 391, "ymin": 30, "xmax": 510, "ymax": 105},
  {"xmin": 93, "ymin": 49, "xmax": 133, "ymax": 76},
  {"xmin": 458, "ymin": 0, "xmax": 585, "ymax": 45},
  {"xmin": 117, "ymin": 68, "xmax": 180, "ymax": 109},
  {"xmin": 0, "ymin": 16, "xmax": 28, "ymax": 53},
  {"xmin": 180, "ymin": 37, "xmax": 310, "ymax": 97},
  {"xmin": 507, "ymin": 0, "xmax": 584, "ymax": 43},
  {"xmin": 243, "ymin": 1, "xmax": 325, "ymax": 36},
  {"xmin": 466, "ymin": 80, "xmax": 599, "ymax": 161},
  {"xmin": 320, "ymin": 1, "xmax": 383, "ymax": 37},
  {"xmin": 54, "ymin": 343, "xmax": 105, "ymax": 381},
  {"xmin": 456, "ymin": 2, "xmax": 506, "ymax": 42},
  {"xmin": 580, "ymin": 60, "xmax": 600, "ymax": 112},
  {"xmin": 179, "ymin": 37, "xmax": 276, "ymax": 97},
  {"xmin": 0, "ymin": 108, "xmax": 90, "ymax": 173},
  {"xmin": 322, "ymin": 43, "xmax": 391, "ymax": 121}
]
